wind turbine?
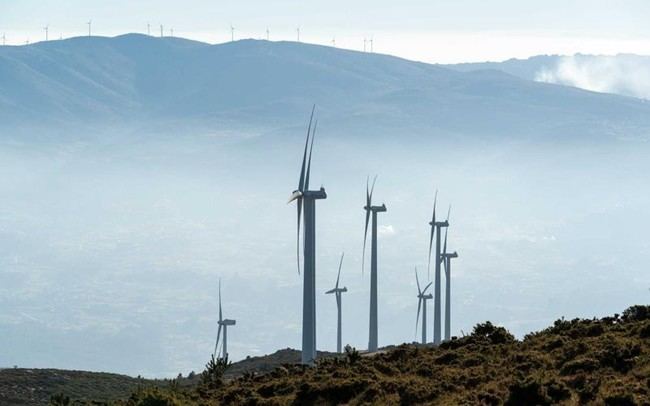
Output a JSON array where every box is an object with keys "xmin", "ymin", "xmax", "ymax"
[
  {"xmin": 288, "ymin": 106, "xmax": 327, "ymax": 364},
  {"xmin": 87, "ymin": 20, "xmax": 92, "ymax": 37},
  {"xmin": 44, "ymin": 25, "xmax": 49, "ymax": 41},
  {"xmin": 363, "ymin": 37, "xmax": 367, "ymax": 52},
  {"xmin": 370, "ymin": 36, "xmax": 374, "ymax": 52},
  {"xmin": 2, "ymin": 33, "xmax": 6, "ymax": 46},
  {"xmin": 325, "ymin": 253, "xmax": 347, "ymax": 353},
  {"xmin": 266, "ymin": 28, "xmax": 270, "ymax": 41},
  {"xmin": 363, "ymin": 175, "xmax": 387, "ymax": 352},
  {"xmin": 170, "ymin": 28, "xmax": 174, "ymax": 37},
  {"xmin": 147, "ymin": 23, "xmax": 151, "ymax": 36},
  {"xmin": 296, "ymin": 27, "xmax": 300, "ymax": 42},
  {"xmin": 160, "ymin": 24, "xmax": 164, "ymax": 37},
  {"xmin": 440, "ymin": 218, "xmax": 458, "ymax": 342},
  {"xmin": 427, "ymin": 192, "xmax": 449, "ymax": 345},
  {"xmin": 230, "ymin": 24, "xmax": 235, "ymax": 42},
  {"xmin": 213, "ymin": 280, "xmax": 236, "ymax": 360},
  {"xmin": 415, "ymin": 267, "xmax": 433, "ymax": 344}
]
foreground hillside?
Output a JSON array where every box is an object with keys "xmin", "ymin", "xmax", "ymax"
[{"xmin": 115, "ymin": 305, "xmax": 648, "ymax": 405}]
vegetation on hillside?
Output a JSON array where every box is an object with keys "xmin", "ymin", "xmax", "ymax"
[{"xmin": 115, "ymin": 305, "xmax": 650, "ymax": 405}]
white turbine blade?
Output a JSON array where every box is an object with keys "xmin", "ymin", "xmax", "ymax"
[
  {"xmin": 304, "ymin": 120, "xmax": 317, "ymax": 191},
  {"xmin": 423, "ymin": 281, "xmax": 433, "ymax": 294},
  {"xmin": 427, "ymin": 190, "xmax": 437, "ymax": 279},
  {"xmin": 415, "ymin": 267, "xmax": 421, "ymax": 295},
  {"xmin": 335, "ymin": 252, "xmax": 344, "ymax": 289},
  {"xmin": 213, "ymin": 324, "xmax": 222, "ymax": 358},
  {"xmin": 415, "ymin": 297, "xmax": 422, "ymax": 338}
]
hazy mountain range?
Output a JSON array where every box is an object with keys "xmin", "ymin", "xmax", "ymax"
[{"xmin": 2, "ymin": 34, "xmax": 650, "ymax": 141}]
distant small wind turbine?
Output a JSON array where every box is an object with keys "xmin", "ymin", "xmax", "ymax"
[
  {"xmin": 2, "ymin": 33, "xmax": 6, "ymax": 46},
  {"xmin": 266, "ymin": 28, "xmax": 270, "ymax": 41},
  {"xmin": 87, "ymin": 20, "xmax": 92, "ymax": 37},
  {"xmin": 296, "ymin": 27, "xmax": 300, "ymax": 42},
  {"xmin": 363, "ymin": 37, "xmax": 367, "ymax": 52},
  {"xmin": 370, "ymin": 36, "xmax": 374, "ymax": 53},
  {"xmin": 415, "ymin": 267, "xmax": 433, "ymax": 344},
  {"xmin": 325, "ymin": 253, "xmax": 347, "ymax": 353},
  {"xmin": 44, "ymin": 25, "xmax": 49, "ymax": 41},
  {"xmin": 213, "ymin": 280, "xmax": 236, "ymax": 360},
  {"xmin": 160, "ymin": 24, "xmax": 163, "ymax": 38},
  {"xmin": 230, "ymin": 24, "xmax": 235, "ymax": 42},
  {"xmin": 147, "ymin": 23, "xmax": 151, "ymax": 36},
  {"xmin": 170, "ymin": 28, "xmax": 174, "ymax": 37}
]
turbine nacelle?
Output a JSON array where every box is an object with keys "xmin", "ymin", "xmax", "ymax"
[
  {"xmin": 441, "ymin": 251, "xmax": 459, "ymax": 259},
  {"xmin": 219, "ymin": 319, "xmax": 236, "ymax": 326},
  {"xmin": 430, "ymin": 220, "xmax": 449, "ymax": 227},
  {"xmin": 418, "ymin": 293, "xmax": 433, "ymax": 300},
  {"xmin": 325, "ymin": 286, "xmax": 348, "ymax": 294},
  {"xmin": 364, "ymin": 203, "xmax": 387, "ymax": 212}
]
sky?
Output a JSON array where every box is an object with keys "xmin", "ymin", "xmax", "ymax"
[{"xmin": 3, "ymin": 0, "xmax": 650, "ymax": 63}]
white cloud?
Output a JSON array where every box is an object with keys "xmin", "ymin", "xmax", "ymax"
[
  {"xmin": 378, "ymin": 225, "xmax": 395, "ymax": 237},
  {"xmin": 535, "ymin": 55, "xmax": 650, "ymax": 99}
]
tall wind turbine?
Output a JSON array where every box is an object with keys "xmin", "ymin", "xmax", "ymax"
[
  {"xmin": 44, "ymin": 26, "xmax": 49, "ymax": 41},
  {"xmin": 428, "ymin": 192, "xmax": 449, "ymax": 345},
  {"xmin": 213, "ymin": 280, "xmax": 236, "ymax": 360},
  {"xmin": 415, "ymin": 267, "xmax": 433, "ymax": 344},
  {"xmin": 288, "ymin": 106, "xmax": 327, "ymax": 364},
  {"xmin": 87, "ymin": 20, "xmax": 92, "ymax": 37},
  {"xmin": 440, "ymin": 221, "xmax": 458, "ymax": 342},
  {"xmin": 325, "ymin": 253, "xmax": 347, "ymax": 353},
  {"xmin": 230, "ymin": 24, "xmax": 235, "ymax": 42},
  {"xmin": 363, "ymin": 176, "xmax": 386, "ymax": 352}
]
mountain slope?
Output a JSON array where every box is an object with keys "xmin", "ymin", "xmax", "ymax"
[{"xmin": 3, "ymin": 35, "xmax": 650, "ymax": 140}]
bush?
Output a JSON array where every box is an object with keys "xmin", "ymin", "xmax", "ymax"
[
  {"xmin": 201, "ymin": 354, "xmax": 230, "ymax": 389},
  {"xmin": 622, "ymin": 305, "xmax": 650, "ymax": 322},
  {"xmin": 471, "ymin": 321, "xmax": 515, "ymax": 344},
  {"xmin": 344, "ymin": 345, "xmax": 361, "ymax": 364}
]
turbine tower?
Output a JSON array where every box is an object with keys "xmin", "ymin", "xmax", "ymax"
[
  {"xmin": 87, "ymin": 20, "xmax": 92, "ymax": 37},
  {"xmin": 415, "ymin": 267, "xmax": 433, "ymax": 344},
  {"xmin": 160, "ymin": 24, "xmax": 164, "ymax": 37},
  {"xmin": 266, "ymin": 28, "xmax": 270, "ymax": 40},
  {"xmin": 213, "ymin": 280, "xmax": 236, "ymax": 360},
  {"xmin": 2, "ymin": 33, "xmax": 5, "ymax": 46},
  {"xmin": 370, "ymin": 36, "xmax": 374, "ymax": 52},
  {"xmin": 325, "ymin": 253, "xmax": 347, "ymax": 353},
  {"xmin": 288, "ymin": 106, "xmax": 327, "ymax": 364},
  {"xmin": 440, "ymin": 224, "xmax": 458, "ymax": 342},
  {"xmin": 296, "ymin": 27, "xmax": 300, "ymax": 42},
  {"xmin": 428, "ymin": 192, "xmax": 449, "ymax": 345},
  {"xmin": 230, "ymin": 24, "xmax": 235, "ymax": 42},
  {"xmin": 363, "ymin": 176, "xmax": 386, "ymax": 352},
  {"xmin": 44, "ymin": 25, "xmax": 49, "ymax": 41},
  {"xmin": 147, "ymin": 23, "xmax": 151, "ymax": 36}
]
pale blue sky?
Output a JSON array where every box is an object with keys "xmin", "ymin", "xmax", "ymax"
[{"xmin": 3, "ymin": 1, "xmax": 650, "ymax": 62}]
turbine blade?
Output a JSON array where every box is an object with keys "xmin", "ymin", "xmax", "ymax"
[
  {"xmin": 214, "ymin": 324, "xmax": 222, "ymax": 358},
  {"xmin": 362, "ymin": 177, "xmax": 370, "ymax": 276},
  {"xmin": 427, "ymin": 191, "xmax": 438, "ymax": 279},
  {"xmin": 415, "ymin": 267, "xmax": 421, "ymax": 295},
  {"xmin": 423, "ymin": 281, "xmax": 433, "ymax": 294},
  {"xmin": 415, "ymin": 297, "xmax": 422, "ymax": 338},
  {"xmin": 446, "ymin": 204, "xmax": 451, "ymax": 222},
  {"xmin": 296, "ymin": 198, "xmax": 302, "ymax": 275},
  {"xmin": 336, "ymin": 252, "xmax": 344, "ymax": 289},
  {"xmin": 304, "ymin": 119, "xmax": 317, "ymax": 191},
  {"xmin": 218, "ymin": 279, "xmax": 223, "ymax": 322},
  {"xmin": 298, "ymin": 106, "xmax": 315, "ymax": 192},
  {"xmin": 369, "ymin": 175, "xmax": 377, "ymax": 203}
]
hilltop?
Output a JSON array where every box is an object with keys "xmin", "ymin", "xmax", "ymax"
[{"xmin": 3, "ymin": 34, "xmax": 650, "ymax": 140}]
